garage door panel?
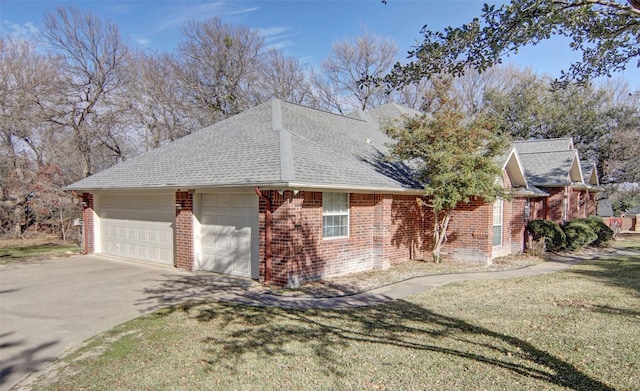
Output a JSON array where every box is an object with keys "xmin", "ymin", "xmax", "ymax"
[
  {"xmin": 200, "ymin": 193, "xmax": 257, "ymax": 278},
  {"xmin": 100, "ymin": 194, "xmax": 174, "ymax": 265}
]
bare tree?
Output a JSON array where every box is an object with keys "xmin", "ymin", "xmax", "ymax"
[
  {"xmin": 126, "ymin": 51, "xmax": 200, "ymax": 150},
  {"xmin": 0, "ymin": 38, "xmax": 63, "ymax": 236},
  {"xmin": 41, "ymin": 6, "xmax": 130, "ymax": 178},
  {"xmin": 177, "ymin": 17, "xmax": 265, "ymax": 124},
  {"xmin": 319, "ymin": 29, "xmax": 398, "ymax": 112},
  {"xmin": 258, "ymin": 48, "xmax": 312, "ymax": 105}
]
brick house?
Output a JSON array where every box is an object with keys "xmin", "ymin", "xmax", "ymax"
[
  {"xmin": 67, "ymin": 100, "xmax": 597, "ymax": 286},
  {"xmin": 513, "ymin": 138, "xmax": 600, "ymax": 225}
]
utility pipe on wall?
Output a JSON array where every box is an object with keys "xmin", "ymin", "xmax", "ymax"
[{"xmin": 254, "ymin": 187, "xmax": 273, "ymax": 285}]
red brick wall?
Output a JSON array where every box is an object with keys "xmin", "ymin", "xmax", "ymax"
[
  {"xmin": 175, "ymin": 191, "xmax": 194, "ymax": 270},
  {"xmin": 82, "ymin": 193, "xmax": 94, "ymax": 254},
  {"xmin": 585, "ymin": 192, "xmax": 597, "ymax": 216},
  {"xmin": 387, "ymin": 195, "xmax": 430, "ymax": 262},
  {"xmin": 508, "ymin": 198, "xmax": 527, "ymax": 255},
  {"xmin": 259, "ymin": 191, "xmax": 387, "ymax": 286},
  {"xmin": 546, "ymin": 187, "xmax": 566, "ymax": 223},
  {"xmin": 440, "ymin": 198, "xmax": 493, "ymax": 263},
  {"xmin": 257, "ymin": 191, "xmax": 526, "ymax": 286},
  {"xmin": 529, "ymin": 198, "xmax": 546, "ymax": 221}
]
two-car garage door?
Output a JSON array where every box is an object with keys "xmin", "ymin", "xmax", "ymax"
[{"xmin": 97, "ymin": 192, "xmax": 258, "ymax": 278}]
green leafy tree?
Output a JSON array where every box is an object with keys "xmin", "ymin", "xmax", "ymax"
[
  {"xmin": 387, "ymin": 0, "xmax": 640, "ymax": 85},
  {"xmin": 386, "ymin": 78, "xmax": 509, "ymax": 262}
]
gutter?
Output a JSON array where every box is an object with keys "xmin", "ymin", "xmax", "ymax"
[
  {"xmin": 254, "ymin": 187, "xmax": 273, "ymax": 285},
  {"xmin": 65, "ymin": 182, "xmax": 426, "ymax": 195}
]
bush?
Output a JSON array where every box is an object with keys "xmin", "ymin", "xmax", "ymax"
[
  {"xmin": 526, "ymin": 220, "xmax": 565, "ymax": 251},
  {"xmin": 525, "ymin": 236, "xmax": 547, "ymax": 256},
  {"xmin": 575, "ymin": 217, "xmax": 614, "ymax": 247},
  {"xmin": 561, "ymin": 220, "xmax": 598, "ymax": 251}
]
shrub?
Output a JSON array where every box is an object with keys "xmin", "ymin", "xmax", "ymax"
[
  {"xmin": 526, "ymin": 220, "xmax": 565, "ymax": 251},
  {"xmin": 561, "ymin": 220, "xmax": 598, "ymax": 251},
  {"xmin": 575, "ymin": 217, "xmax": 614, "ymax": 247},
  {"xmin": 525, "ymin": 236, "xmax": 546, "ymax": 256}
]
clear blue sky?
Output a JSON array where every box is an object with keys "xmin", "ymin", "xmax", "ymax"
[{"xmin": 1, "ymin": 0, "xmax": 638, "ymax": 89}]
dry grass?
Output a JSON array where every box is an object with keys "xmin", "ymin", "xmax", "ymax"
[{"xmin": 29, "ymin": 253, "xmax": 640, "ymax": 391}]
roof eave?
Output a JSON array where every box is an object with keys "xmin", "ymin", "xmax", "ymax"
[{"xmin": 65, "ymin": 181, "xmax": 426, "ymax": 195}]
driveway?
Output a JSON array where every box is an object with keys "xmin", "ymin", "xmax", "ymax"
[{"xmin": 0, "ymin": 255, "xmax": 254, "ymax": 391}]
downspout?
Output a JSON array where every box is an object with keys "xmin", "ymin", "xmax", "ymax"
[
  {"xmin": 71, "ymin": 190, "xmax": 89, "ymax": 255},
  {"xmin": 255, "ymin": 187, "xmax": 272, "ymax": 285}
]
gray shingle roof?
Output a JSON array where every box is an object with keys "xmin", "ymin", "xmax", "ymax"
[
  {"xmin": 517, "ymin": 150, "xmax": 579, "ymax": 186},
  {"xmin": 66, "ymin": 99, "xmax": 421, "ymax": 192},
  {"xmin": 513, "ymin": 138, "xmax": 573, "ymax": 153}
]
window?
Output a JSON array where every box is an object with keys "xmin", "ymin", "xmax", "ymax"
[
  {"xmin": 493, "ymin": 199, "xmax": 503, "ymax": 246},
  {"xmin": 323, "ymin": 192, "xmax": 349, "ymax": 238}
]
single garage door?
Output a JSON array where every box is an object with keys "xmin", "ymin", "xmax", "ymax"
[
  {"xmin": 100, "ymin": 194, "xmax": 174, "ymax": 265},
  {"xmin": 200, "ymin": 192, "xmax": 258, "ymax": 278}
]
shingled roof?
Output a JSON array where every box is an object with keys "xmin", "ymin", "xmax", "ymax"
[
  {"xmin": 66, "ymin": 99, "xmax": 422, "ymax": 193},
  {"xmin": 513, "ymin": 138, "xmax": 574, "ymax": 154}
]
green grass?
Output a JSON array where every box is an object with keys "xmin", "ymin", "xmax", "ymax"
[
  {"xmin": 0, "ymin": 244, "xmax": 80, "ymax": 264},
  {"xmin": 611, "ymin": 234, "xmax": 640, "ymax": 251},
  {"xmin": 31, "ymin": 254, "xmax": 640, "ymax": 391}
]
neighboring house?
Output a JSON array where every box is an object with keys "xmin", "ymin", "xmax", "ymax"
[
  {"xmin": 67, "ymin": 100, "xmax": 596, "ymax": 286},
  {"xmin": 513, "ymin": 138, "xmax": 600, "ymax": 224}
]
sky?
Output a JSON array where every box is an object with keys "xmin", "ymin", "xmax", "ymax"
[{"xmin": 1, "ymin": 0, "xmax": 639, "ymax": 90}]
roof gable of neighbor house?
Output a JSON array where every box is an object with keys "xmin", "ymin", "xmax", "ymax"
[
  {"xmin": 66, "ymin": 99, "xmax": 422, "ymax": 192},
  {"xmin": 517, "ymin": 149, "xmax": 583, "ymax": 186},
  {"xmin": 580, "ymin": 161, "xmax": 600, "ymax": 187}
]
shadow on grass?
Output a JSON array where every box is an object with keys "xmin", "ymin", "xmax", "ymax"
[
  {"xmin": 153, "ymin": 299, "xmax": 614, "ymax": 390},
  {"xmin": 568, "ymin": 254, "xmax": 640, "ymax": 295},
  {"xmin": 135, "ymin": 272, "xmax": 258, "ymax": 312}
]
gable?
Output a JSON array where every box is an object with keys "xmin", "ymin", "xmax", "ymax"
[
  {"xmin": 518, "ymin": 150, "xmax": 581, "ymax": 186},
  {"xmin": 501, "ymin": 148, "xmax": 527, "ymax": 188}
]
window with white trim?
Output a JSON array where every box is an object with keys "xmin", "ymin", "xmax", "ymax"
[
  {"xmin": 323, "ymin": 192, "xmax": 349, "ymax": 238},
  {"xmin": 493, "ymin": 199, "xmax": 503, "ymax": 246}
]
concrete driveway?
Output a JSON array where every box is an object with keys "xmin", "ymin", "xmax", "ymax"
[{"xmin": 0, "ymin": 255, "xmax": 254, "ymax": 391}]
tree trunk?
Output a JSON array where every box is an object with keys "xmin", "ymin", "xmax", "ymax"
[{"xmin": 432, "ymin": 209, "xmax": 452, "ymax": 263}]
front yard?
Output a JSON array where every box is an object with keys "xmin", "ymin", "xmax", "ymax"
[
  {"xmin": 0, "ymin": 237, "xmax": 80, "ymax": 266},
  {"xmin": 25, "ymin": 244, "xmax": 640, "ymax": 390}
]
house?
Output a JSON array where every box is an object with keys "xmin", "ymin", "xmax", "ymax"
[
  {"xmin": 67, "ymin": 100, "xmax": 596, "ymax": 286},
  {"xmin": 513, "ymin": 138, "xmax": 600, "ymax": 224}
]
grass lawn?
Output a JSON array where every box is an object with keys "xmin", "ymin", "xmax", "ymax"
[
  {"xmin": 0, "ymin": 242, "xmax": 80, "ymax": 265},
  {"xmin": 612, "ymin": 233, "xmax": 640, "ymax": 251},
  {"xmin": 29, "ymin": 252, "xmax": 640, "ymax": 390}
]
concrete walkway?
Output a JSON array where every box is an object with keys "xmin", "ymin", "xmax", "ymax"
[
  {"xmin": 2, "ymin": 248, "xmax": 637, "ymax": 390},
  {"xmin": 221, "ymin": 250, "xmax": 632, "ymax": 309}
]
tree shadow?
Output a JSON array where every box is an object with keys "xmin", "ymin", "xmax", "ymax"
[
  {"xmin": 156, "ymin": 299, "xmax": 613, "ymax": 390},
  {"xmin": 135, "ymin": 272, "xmax": 257, "ymax": 312},
  {"xmin": 567, "ymin": 254, "xmax": 640, "ymax": 295},
  {"xmin": 0, "ymin": 331, "xmax": 58, "ymax": 388}
]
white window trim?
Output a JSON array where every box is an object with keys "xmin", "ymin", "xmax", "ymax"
[
  {"xmin": 493, "ymin": 198, "xmax": 503, "ymax": 247},
  {"xmin": 322, "ymin": 192, "xmax": 349, "ymax": 239}
]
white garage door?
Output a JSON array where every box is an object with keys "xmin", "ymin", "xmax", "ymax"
[
  {"xmin": 200, "ymin": 192, "xmax": 258, "ymax": 278},
  {"xmin": 100, "ymin": 194, "xmax": 174, "ymax": 265}
]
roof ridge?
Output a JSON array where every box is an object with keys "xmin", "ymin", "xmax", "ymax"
[
  {"xmin": 278, "ymin": 98, "xmax": 369, "ymax": 123},
  {"xmin": 514, "ymin": 137, "xmax": 573, "ymax": 143},
  {"xmin": 272, "ymin": 99, "xmax": 295, "ymax": 182},
  {"xmin": 518, "ymin": 149, "xmax": 576, "ymax": 155}
]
